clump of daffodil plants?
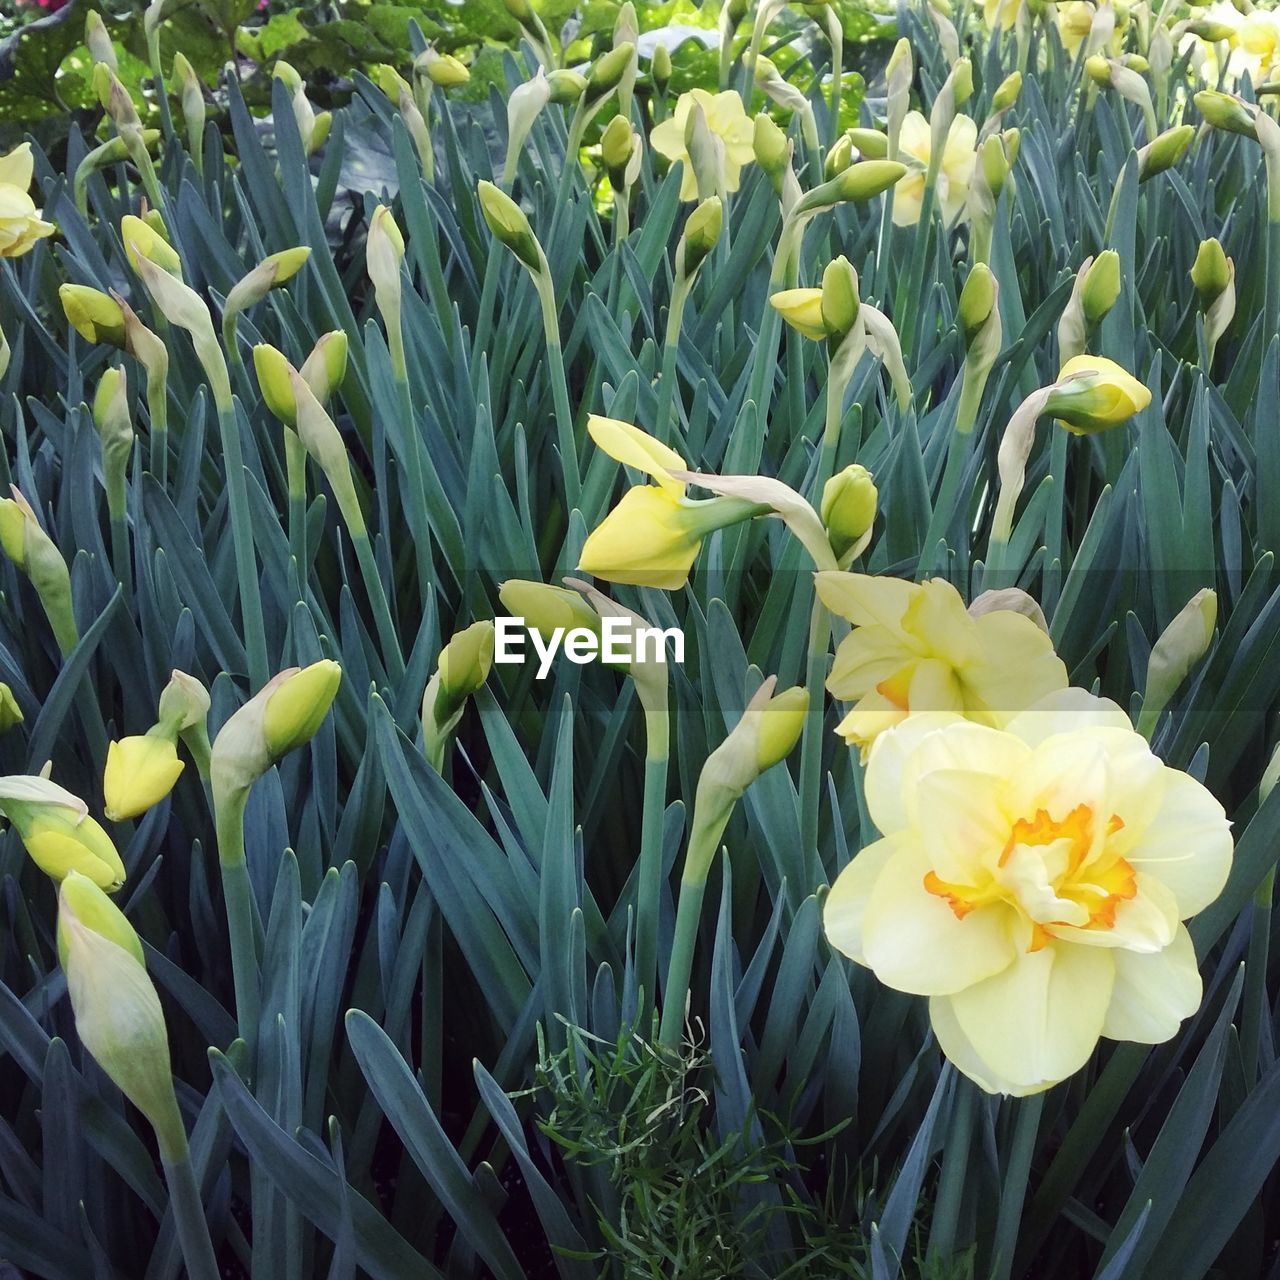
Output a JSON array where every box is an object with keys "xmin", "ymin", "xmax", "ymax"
[{"xmin": 3, "ymin": 0, "xmax": 1280, "ymax": 1276}]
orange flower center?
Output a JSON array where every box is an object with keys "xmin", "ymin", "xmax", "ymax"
[{"xmin": 923, "ymin": 803, "xmax": 1135, "ymax": 950}]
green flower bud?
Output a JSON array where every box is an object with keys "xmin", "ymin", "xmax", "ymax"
[
  {"xmin": 1191, "ymin": 237, "xmax": 1231, "ymax": 303},
  {"xmin": 547, "ymin": 69, "xmax": 587, "ymax": 104},
  {"xmin": 848, "ymin": 127, "xmax": 889, "ymax": 159},
  {"xmin": 0, "ymin": 776, "xmax": 125, "ymax": 890},
  {"xmin": 824, "ymin": 132, "xmax": 854, "ymax": 180},
  {"xmin": 477, "ymin": 180, "xmax": 544, "ymax": 273},
  {"xmin": 1195, "ymin": 89, "xmax": 1257, "ymax": 139},
  {"xmin": 601, "ymin": 114, "xmax": 635, "ymax": 188},
  {"xmin": 62, "ymin": 284, "xmax": 127, "ymax": 347},
  {"xmin": 92, "ymin": 366, "xmax": 133, "ymax": 472},
  {"xmin": 1186, "ymin": 19, "xmax": 1237, "ymax": 41},
  {"xmin": 253, "ymin": 343, "xmax": 297, "ymax": 427},
  {"xmin": 273, "ymin": 60, "xmax": 303, "ymax": 95},
  {"xmin": 677, "ymin": 195, "xmax": 722, "ymax": 277},
  {"xmin": 1137, "ymin": 124, "xmax": 1194, "ymax": 180},
  {"xmin": 980, "ymin": 132, "xmax": 1013, "ymax": 198},
  {"xmin": 1080, "ymin": 249, "xmax": 1121, "ymax": 326},
  {"xmin": 587, "ymin": 42, "xmax": 635, "ymax": 106},
  {"xmin": 86, "ymin": 12, "xmax": 117, "ymax": 71},
  {"xmin": 419, "ymin": 47, "xmax": 471, "ymax": 88},
  {"xmin": 0, "ymin": 488, "xmax": 78, "ymax": 654},
  {"xmin": 820, "ymin": 255, "xmax": 859, "ymax": 340},
  {"xmin": 157, "ymin": 669, "xmax": 211, "ymax": 735},
  {"xmin": 652, "ymin": 43, "xmax": 672, "ymax": 90},
  {"xmin": 366, "ymin": 205, "xmax": 405, "ymax": 319},
  {"xmin": 799, "ymin": 160, "xmax": 906, "ymax": 213},
  {"xmin": 432, "ymin": 621, "xmax": 495, "ymax": 724},
  {"xmin": 1138, "ymin": 588, "xmax": 1216, "ymax": 735},
  {"xmin": 300, "ymin": 331, "xmax": 348, "ymax": 403},
  {"xmin": 821, "ymin": 464, "xmax": 877, "ymax": 559},
  {"xmin": 498, "ymin": 580, "xmax": 601, "ymax": 638},
  {"xmin": 223, "ymin": 247, "xmax": 312, "ymax": 316},
  {"xmin": 58, "ymin": 873, "xmax": 185, "ymax": 1159},
  {"xmin": 753, "ymin": 113, "xmax": 791, "ymax": 189},
  {"xmin": 121, "ymin": 214, "xmax": 182, "ymax": 279},
  {"xmin": 1085, "ymin": 54, "xmax": 1112, "ymax": 86},
  {"xmin": 992, "ymin": 71, "xmax": 1022, "ymax": 112},
  {"xmin": 263, "ymin": 660, "xmax": 342, "ymax": 757},
  {"xmin": 0, "ymin": 683, "xmax": 23, "ymax": 734},
  {"xmin": 959, "ymin": 262, "xmax": 998, "ymax": 345}
]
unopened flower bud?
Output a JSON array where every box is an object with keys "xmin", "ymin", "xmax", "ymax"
[
  {"xmin": 86, "ymin": 12, "xmax": 117, "ymax": 71},
  {"xmin": 821, "ymin": 464, "xmax": 877, "ymax": 559},
  {"xmin": 652, "ymin": 43, "xmax": 671, "ymax": 90},
  {"xmin": 433, "ymin": 622, "xmax": 495, "ymax": 721},
  {"xmin": 547, "ymin": 69, "xmax": 587, "ymax": 104},
  {"xmin": 820, "ymin": 255, "xmax": 859, "ymax": 340},
  {"xmin": 677, "ymin": 195, "xmax": 722, "ymax": 276},
  {"xmin": 601, "ymin": 114, "xmax": 635, "ymax": 187},
  {"xmin": 300, "ymin": 331, "xmax": 348, "ymax": 403},
  {"xmin": 754, "ymin": 113, "xmax": 790, "ymax": 190},
  {"xmin": 0, "ymin": 684, "xmax": 23, "ymax": 734},
  {"xmin": 825, "ymin": 132, "xmax": 854, "ymax": 179},
  {"xmin": 1138, "ymin": 588, "xmax": 1216, "ymax": 735},
  {"xmin": 586, "ymin": 42, "xmax": 635, "ymax": 107},
  {"xmin": 477, "ymin": 180, "xmax": 544, "ymax": 273},
  {"xmin": 1081, "ymin": 249, "xmax": 1121, "ymax": 325},
  {"xmin": 121, "ymin": 214, "xmax": 181, "ymax": 278},
  {"xmin": 61, "ymin": 284, "xmax": 126, "ymax": 347},
  {"xmin": 849, "ymin": 127, "xmax": 889, "ymax": 159},
  {"xmin": 92, "ymin": 366, "xmax": 133, "ymax": 462},
  {"xmin": 103, "ymin": 734, "xmax": 184, "ymax": 821},
  {"xmin": 770, "ymin": 288, "xmax": 826, "ymax": 339},
  {"xmin": 1191, "ymin": 238, "xmax": 1231, "ymax": 303},
  {"xmin": 158, "ymin": 669, "xmax": 211, "ymax": 734},
  {"xmin": 263, "ymin": 660, "xmax": 342, "ymax": 757},
  {"xmin": 1046, "ymin": 354, "xmax": 1151, "ymax": 434},
  {"xmin": 0, "ymin": 776, "xmax": 125, "ymax": 890},
  {"xmin": 224, "ymin": 247, "xmax": 311, "ymax": 316},
  {"xmin": 1195, "ymin": 89, "xmax": 1257, "ymax": 139},
  {"xmin": 992, "ymin": 71, "xmax": 1022, "ymax": 112},
  {"xmin": 420, "ymin": 47, "xmax": 470, "ymax": 87},
  {"xmin": 798, "ymin": 159, "xmax": 906, "ymax": 213},
  {"xmin": 1137, "ymin": 124, "xmax": 1194, "ymax": 179},
  {"xmin": 498, "ymin": 580, "xmax": 600, "ymax": 638},
  {"xmin": 253, "ymin": 343, "xmax": 297, "ymax": 426}
]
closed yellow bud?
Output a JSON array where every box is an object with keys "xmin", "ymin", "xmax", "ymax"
[
  {"xmin": 477, "ymin": 180, "xmax": 543, "ymax": 273},
  {"xmin": 825, "ymin": 133, "xmax": 854, "ymax": 180},
  {"xmin": 958, "ymin": 262, "xmax": 998, "ymax": 343},
  {"xmin": 57, "ymin": 870, "xmax": 141, "ymax": 969},
  {"xmin": 677, "ymin": 195, "xmax": 722, "ymax": 276},
  {"xmin": 300, "ymin": 331, "xmax": 348, "ymax": 403},
  {"xmin": 1191, "ymin": 238, "xmax": 1231, "ymax": 303},
  {"xmin": 253, "ymin": 343, "xmax": 298, "ymax": 426},
  {"xmin": 1080, "ymin": 249, "xmax": 1121, "ymax": 326},
  {"xmin": 753, "ymin": 113, "xmax": 790, "ymax": 186},
  {"xmin": 992, "ymin": 71, "xmax": 1022, "ymax": 112},
  {"xmin": 60, "ymin": 284, "xmax": 126, "ymax": 347},
  {"xmin": 498, "ymin": 581, "xmax": 600, "ymax": 637},
  {"xmin": 434, "ymin": 621, "xmax": 495, "ymax": 721},
  {"xmin": 1138, "ymin": 588, "xmax": 1217, "ymax": 736},
  {"xmin": 1138, "ymin": 125, "xmax": 1194, "ymax": 180},
  {"xmin": 1047, "ymin": 355, "xmax": 1151, "ymax": 434},
  {"xmin": 652, "ymin": 43, "xmax": 672, "ymax": 88},
  {"xmin": 366, "ymin": 205, "xmax": 406, "ymax": 309},
  {"xmin": 799, "ymin": 160, "xmax": 907, "ymax": 214},
  {"xmin": 587, "ymin": 43, "xmax": 634, "ymax": 104},
  {"xmin": 0, "ymin": 776, "xmax": 125, "ymax": 890},
  {"xmin": 1195, "ymin": 89, "xmax": 1257, "ymax": 139},
  {"xmin": 121, "ymin": 214, "xmax": 181, "ymax": 278},
  {"xmin": 820, "ymin": 256, "xmax": 859, "ymax": 341},
  {"xmin": 263, "ymin": 660, "xmax": 342, "ymax": 757},
  {"xmin": 601, "ymin": 114, "xmax": 635, "ymax": 186},
  {"xmin": 547, "ymin": 69, "xmax": 587, "ymax": 104},
  {"xmin": 770, "ymin": 288, "xmax": 827, "ymax": 340},
  {"xmin": 821, "ymin": 464, "xmax": 877, "ymax": 558},
  {"xmin": 0, "ymin": 683, "xmax": 23, "ymax": 733},
  {"xmin": 848, "ymin": 128, "xmax": 889, "ymax": 159},
  {"xmin": 420, "ymin": 48, "xmax": 470, "ymax": 87},
  {"xmin": 103, "ymin": 734, "xmax": 184, "ymax": 821}
]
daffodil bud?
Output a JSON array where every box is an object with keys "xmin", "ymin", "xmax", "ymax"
[
  {"xmin": 253, "ymin": 343, "xmax": 297, "ymax": 426},
  {"xmin": 992, "ymin": 70, "xmax": 1022, "ymax": 112},
  {"xmin": 289, "ymin": 370, "xmax": 365, "ymax": 531},
  {"xmin": 0, "ymin": 683, "xmax": 23, "ymax": 733},
  {"xmin": 223, "ymin": 247, "xmax": 311, "ymax": 316},
  {"xmin": 849, "ymin": 127, "xmax": 889, "ymax": 159},
  {"xmin": 1137, "ymin": 124, "xmax": 1194, "ymax": 179},
  {"xmin": 61, "ymin": 284, "xmax": 126, "ymax": 347},
  {"xmin": 158, "ymin": 669, "xmax": 212, "ymax": 777},
  {"xmin": 602, "ymin": 114, "xmax": 635, "ymax": 188},
  {"xmin": 103, "ymin": 734, "xmax": 184, "ymax": 821},
  {"xmin": 546, "ymin": 69, "xmax": 587, "ymax": 104},
  {"xmin": 419, "ymin": 47, "xmax": 470, "ymax": 87},
  {"xmin": 959, "ymin": 261, "xmax": 997, "ymax": 346},
  {"xmin": 886, "ymin": 38, "xmax": 913, "ymax": 154},
  {"xmin": 1085, "ymin": 54, "xmax": 1112, "ymax": 86},
  {"xmin": 95, "ymin": 67, "xmax": 142, "ymax": 133},
  {"xmin": 676, "ymin": 195, "xmax": 722, "ymax": 277},
  {"xmin": 300, "ymin": 331, "xmax": 348, "ymax": 403},
  {"xmin": 1191, "ymin": 238, "xmax": 1231, "ymax": 303},
  {"xmin": 432, "ymin": 621, "xmax": 495, "ymax": 723},
  {"xmin": 682, "ymin": 103, "xmax": 724, "ymax": 201},
  {"xmin": 1081, "ymin": 249, "xmax": 1121, "ymax": 326},
  {"xmin": 478, "ymin": 180, "xmax": 545, "ymax": 274},
  {"xmin": 92, "ymin": 366, "xmax": 133, "ymax": 480},
  {"xmin": 273, "ymin": 60, "xmax": 303, "ymax": 95},
  {"xmin": 0, "ymin": 488, "xmax": 78, "ymax": 654},
  {"xmin": 770, "ymin": 288, "xmax": 826, "ymax": 340},
  {"xmin": 797, "ymin": 160, "xmax": 906, "ymax": 214},
  {"xmin": 121, "ymin": 214, "xmax": 181, "ymax": 278},
  {"xmin": 0, "ymin": 776, "xmax": 125, "ymax": 889},
  {"xmin": 1195, "ymin": 89, "xmax": 1257, "ymax": 139},
  {"xmin": 210, "ymin": 662, "xmax": 342, "ymax": 809},
  {"xmin": 172, "ymin": 52, "xmax": 205, "ymax": 155},
  {"xmin": 753, "ymin": 113, "xmax": 791, "ymax": 192},
  {"xmin": 366, "ymin": 206, "xmax": 405, "ymax": 326},
  {"xmin": 422, "ymin": 622, "xmax": 495, "ymax": 769},
  {"xmin": 1138, "ymin": 588, "xmax": 1216, "ymax": 736},
  {"xmin": 825, "ymin": 132, "xmax": 854, "ymax": 180},
  {"xmin": 821, "ymin": 464, "xmax": 877, "ymax": 559},
  {"xmin": 586, "ymin": 42, "xmax": 635, "ymax": 109},
  {"xmin": 685, "ymin": 678, "xmax": 807, "ymax": 880},
  {"xmin": 1046, "ymin": 354, "xmax": 1151, "ymax": 434},
  {"xmin": 498, "ymin": 580, "xmax": 600, "ymax": 638},
  {"xmin": 979, "ymin": 131, "xmax": 1013, "ymax": 199},
  {"xmin": 652, "ymin": 43, "xmax": 671, "ymax": 91},
  {"xmin": 820, "ymin": 255, "xmax": 859, "ymax": 341},
  {"xmin": 58, "ymin": 872, "xmax": 186, "ymax": 1159},
  {"xmin": 86, "ymin": 12, "xmax": 117, "ymax": 71},
  {"xmin": 754, "ymin": 55, "xmax": 810, "ymax": 118}
]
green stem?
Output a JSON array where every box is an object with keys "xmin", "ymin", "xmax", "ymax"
[
  {"xmin": 215, "ymin": 398, "xmax": 268, "ymax": 689},
  {"xmin": 990, "ymin": 1094, "xmax": 1043, "ymax": 1280},
  {"xmin": 634, "ymin": 749, "xmax": 670, "ymax": 1023},
  {"xmin": 659, "ymin": 871, "xmax": 708, "ymax": 1049},
  {"xmin": 896, "ymin": 169, "xmax": 940, "ymax": 365},
  {"xmin": 929, "ymin": 1078, "xmax": 977, "ymax": 1264},
  {"xmin": 216, "ymin": 791, "xmax": 262, "ymax": 1049},
  {"xmin": 1242, "ymin": 868, "xmax": 1275, "ymax": 1083},
  {"xmin": 535, "ymin": 276, "xmax": 582, "ymax": 510},
  {"xmin": 284, "ymin": 431, "xmax": 307, "ymax": 599},
  {"xmin": 656, "ymin": 274, "xmax": 693, "ymax": 444},
  {"xmin": 389, "ymin": 349, "xmax": 441, "ymax": 603},
  {"xmin": 797, "ymin": 598, "xmax": 831, "ymax": 880},
  {"xmin": 160, "ymin": 1147, "xmax": 220, "ymax": 1280},
  {"xmin": 825, "ymin": 5, "xmax": 843, "ymax": 143},
  {"xmin": 353, "ymin": 529, "xmax": 405, "ymax": 682}
]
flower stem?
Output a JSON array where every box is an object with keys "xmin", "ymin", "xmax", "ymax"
[
  {"xmin": 160, "ymin": 1146, "xmax": 220, "ymax": 1280},
  {"xmin": 535, "ymin": 275, "xmax": 582, "ymax": 510},
  {"xmin": 990, "ymin": 1094, "xmax": 1043, "ymax": 1280},
  {"xmin": 929, "ymin": 1077, "xmax": 977, "ymax": 1264},
  {"xmin": 216, "ymin": 790, "xmax": 261, "ymax": 1049},
  {"xmin": 634, "ymin": 748, "xmax": 670, "ymax": 1023}
]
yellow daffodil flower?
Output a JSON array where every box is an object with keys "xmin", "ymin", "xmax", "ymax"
[
  {"xmin": 1058, "ymin": 1, "xmax": 1098, "ymax": 55},
  {"xmin": 816, "ymin": 574, "xmax": 1068, "ymax": 754},
  {"xmin": 893, "ymin": 110, "xmax": 977, "ymax": 227},
  {"xmin": 824, "ymin": 688, "xmax": 1233, "ymax": 1095},
  {"xmin": 984, "ymin": 0, "xmax": 1024, "ymax": 33},
  {"xmin": 0, "ymin": 143, "xmax": 55, "ymax": 258},
  {"xmin": 650, "ymin": 89, "xmax": 755, "ymax": 201}
]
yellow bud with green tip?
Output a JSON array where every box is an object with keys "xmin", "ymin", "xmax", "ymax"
[
  {"xmin": 253, "ymin": 343, "xmax": 298, "ymax": 426},
  {"xmin": 1191, "ymin": 237, "xmax": 1231, "ymax": 303},
  {"xmin": 753, "ymin": 113, "xmax": 790, "ymax": 188},
  {"xmin": 478, "ymin": 181, "xmax": 543, "ymax": 273},
  {"xmin": 0, "ymin": 683, "xmax": 22, "ymax": 733},
  {"xmin": 121, "ymin": 214, "xmax": 182, "ymax": 278},
  {"xmin": 799, "ymin": 160, "xmax": 907, "ymax": 214},
  {"xmin": 821, "ymin": 464, "xmax": 877, "ymax": 559},
  {"xmin": 263, "ymin": 660, "xmax": 342, "ymax": 757},
  {"xmin": 0, "ymin": 776, "xmax": 126, "ymax": 890},
  {"xmin": 992, "ymin": 71, "xmax": 1022, "ymax": 112},
  {"xmin": 103, "ymin": 734, "xmax": 185, "ymax": 822},
  {"xmin": 1138, "ymin": 588, "xmax": 1217, "ymax": 736},
  {"xmin": 547, "ymin": 69, "xmax": 587, "ymax": 104},
  {"xmin": 273, "ymin": 60, "xmax": 303, "ymax": 95},
  {"xmin": 588, "ymin": 43, "xmax": 635, "ymax": 104},
  {"xmin": 824, "ymin": 133, "xmax": 854, "ymax": 180},
  {"xmin": 61, "ymin": 284, "xmax": 127, "ymax": 347},
  {"xmin": 601, "ymin": 114, "xmax": 635, "ymax": 185},
  {"xmin": 1047, "ymin": 355, "xmax": 1151, "ymax": 434},
  {"xmin": 849, "ymin": 128, "xmax": 889, "ymax": 159},
  {"xmin": 300, "ymin": 331, "xmax": 348, "ymax": 402},
  {"xmin": 434, "ymin": 621, "xmax": 495, "ymax": 721},
  {"xmin": 821, "ymin": 256, "xmax": 860, "ymax": 340},
  {"xmin": 420, "ymin": 48, "xmax": 470, "ymax": 87},
  {"xmin": 1085, "ymin": 54, "xmax": 1112, "ymax": 86},
  {"xmin": 1080, "ymin": 249, "xmax": 1121, "ymax": 326},
  {"xmin": 1138, "ymin": 124, "xmax": 1194, "ymax": 180}
]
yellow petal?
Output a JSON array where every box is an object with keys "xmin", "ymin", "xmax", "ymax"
[
  {"xmin": 0, "ymin": 143, "xmax": 34, "ymax": 191},
  {"xmin": 930, "ymin": 995, "xmax": 1053, "ymax": 1095},
  {"xmin": 578, "ymin": 486, "xmax": 701, "ymax": 590},
  {"xmin": 965, "ymin": 611, "xmax": 1069, "ymax": 725},
  {"xmin": 823, "ymin": 835, "xmax": 898, "ymax": 963},
  {"xmin": 1101, "ymin": 924, "xmax": 1201, "ymax": 1043},
  {"xmin": 587, "ymin": 415, "xmax": 687, "ymax": 493}
]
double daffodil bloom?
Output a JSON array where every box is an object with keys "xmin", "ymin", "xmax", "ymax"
[
  {"xmin": 893, "ymin": 110, "xmax": 977, "ymax": 227},
  {"xmin": 650, "ymin": 89, "xmax": 755, "ymax": 201},
  {"xmin": 578, "ymin": 417, "xmax": 762, "ymax": 590},
  {"xmin": 816, "ymin": 574, "xmax": 1068, "ymax": 755},
  {"xmin": 0, "ymin": 143, "xmax": 55, "ymax": 258},
  {"xmin": 824, "ymin": 688, "xmax": 1233, "ymax": 1095}
]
